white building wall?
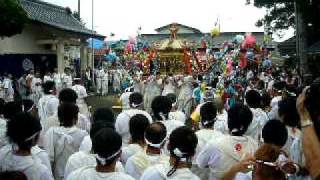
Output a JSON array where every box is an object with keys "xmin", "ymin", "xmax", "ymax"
[{"xmin": 0, "ymin": 24, "xmax": 55, "ymax": 54}]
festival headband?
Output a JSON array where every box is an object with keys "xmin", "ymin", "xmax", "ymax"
[
  {"xmin": 24, "ymin": 131, "xmax": 40, "ymax": 142},
  {"xmin": 131, "ymin": 102, "xmax": 143, "ymax": 108},
  {"xmin": 173, "ymin": 148, "xmax": 189, "ymax": 162},
  {"xmin": 94, "ymin": 149, "xmax": 122, "ymax": 165},
  {"xmin": 144, "ymin": 137, "xmax": 166, "ymax": 148},
  {"xmin": 201, "ymin": 118, "xmax": 217, "ymax": 126}
]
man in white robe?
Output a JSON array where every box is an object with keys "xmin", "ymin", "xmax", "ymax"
[
  {"xmin": 53, "ymin": 68, "xmax": 63, "ymax": 94},
  {"xmin": 38, "ymin": 81, "xmax": 59, "ymax": 121},
  {"xmin": 65, "ymin": 128, "xmax": 134, "ymax": 180},
  {"xmin": 116, "ymin": 92, "xmax": 153, "ymax": 146},
  {"xmin": 101, "ymin": 69, "xmax": 109, "ymax": 96},
  {"xmin": 95, "ymin": 67, "xmax": 103, "ymax": 94},
  {"xmin": 2, "ymin": 74, "xmax": 14, "ymax": 102},
  {"xmin": 71, "ymin": 78, "xmax": 90, "ymax": 118},
  {"xmin": 125, "ymin": 122, "xmax": 169, "ymax": 179},
  {"xmin": 63, "ymin": 71, "xmax": 73, "ymax": 89},
  {"xmin": 196, "ymin": 104, "xmax": 258, "ymax": 180},
  {"xmin": 143, "ymin": 76, "xmax": 161, "ymax": 114},
  {"xmin": 31, "ymin": 72, "xmax": 43, "ymax": 104},
  {"xmin": 177, "ymin": 75, "xmax": 194, "ymax": 117},
  {"xmin": 44, "ymin": 103, "xmax": 88, "ymax": 180},
  {"xmin": 113, "ymin": 68, "xmax": 122, "ymax": 93}
]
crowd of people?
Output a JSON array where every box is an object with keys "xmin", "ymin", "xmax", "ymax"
[{"xmin": 0, "ymin": 62, "xmax": 319, "ymax": 180}]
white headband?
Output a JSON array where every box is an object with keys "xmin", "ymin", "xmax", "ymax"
[
  {"xmin": 145, "ymin": 137, "xmax": 166, "ymax": 148},
  {"xmin": 94, "ymin": 149, "xmax": 121, "ymax": 165},
  {"xmin": 131, "ymin": 102, "xmax": 142, "ymax": 108},
  {"xmin": 173, "ymin": 148, "xmax": 189, "ymax": 162},
  {"xmin": 24, "ymin": 131, "xmax": 40, "ymax": 142}
]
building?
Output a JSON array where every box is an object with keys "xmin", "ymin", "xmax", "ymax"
[
  {"xmin": 140, "ymin": 23, "xmax": 267, "ymax": 49},
  {"xmin": 0, "ymin": 0, "xmax": 104, "ymax": 76}
]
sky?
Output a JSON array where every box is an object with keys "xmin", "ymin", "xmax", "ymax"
[{"xmin": 44, "ymin": 0, "xmax": 293, "ymax": 41}]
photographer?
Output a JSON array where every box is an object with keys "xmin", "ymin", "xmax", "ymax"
[{"xmin": 296, "ymin": 79, "xmax": 320, "ymax": 179}]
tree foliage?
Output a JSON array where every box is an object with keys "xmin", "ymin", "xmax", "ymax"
[
  {"xmin": 0, "ymin": 0, "xmax": 28, "ymax": 38},
  {"xmin": 72, "ymin": 11, "xmax": 85, "ymax": 25},
  {"xmin": 246, "ymin": 0, "xmax": 295, "ymax": 35}
]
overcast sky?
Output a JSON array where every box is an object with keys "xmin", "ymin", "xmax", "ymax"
[{"xmin": 44, "ymin": 0, "xmax": 293, "ymax": 41}]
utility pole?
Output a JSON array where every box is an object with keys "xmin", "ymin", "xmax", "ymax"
[
  {"xmin": 78, "ymin": 0, "xmax": 80, "ymax": 17},
  {"xmin": 91, "ymin": 0, "xmax": 95, "ymax": 86}
]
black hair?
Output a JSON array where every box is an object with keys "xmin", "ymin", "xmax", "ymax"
[
  {"xmin": 6, "ymin": 112, "xmax": 41, "ymax": 150},
  {"xmin": 200, "ymin": 102, "xmax": 217, "ymax": 128},
  {"xmin": 92, "ymin": 107, "xmax": 115, "ymax": 124},
  {"xmin": 145, "ymin": 122, "xmax": 167, "ymax": 145},
  {"xmin": 166, "ymin": 93, "xmax": 177, "ymax": 105},
  {"xmin": 245, "ymin": 90, "xmax": 262, "ymax": 108},
  {"xmin": 22, "ymin": 99, "xmax": 34, "ymax": 113},
  {"xmin": 90, "ymin": 121, "xmax": 115, "ymax": 139},
  {"xmin": 3, "ymin": 101, "xmax": 23, "ymax": 120},
  {"xmin": 42, "ymin": 81, "xmax": 55, "ymax": 94},
  {"xmin": 58, "ymin": 88, "xmax": 78, "ymax": 104},
  {"xmin": 305, "ymin": 78, "xmax": 320, "ymax": 138},
  {"xmin": 278, "ymin": 97, "xmax": 300, "ymax": 128},
  {"xmin": 58, "ymin": 103, "xmax": 79, "ymax": 127},
  {"xmin": 129, "ymin": 92, "xmax": 143, "ymax": 108},
  {"xmin": 0, "ymin": 98, "xmax": 5, "ymax": 115},
  {"xmin": 262, "ymin": 119, "xmax": 288, "ymax": 147},
  {"xmin": 0, "ymin": 171, "xmax": 27, "ymax": 180},
  {"xmin": 167, "ymin": 126, "xmax": 198, "ymax": 177},
  {"xmin": 92, "ymin": 128, "xmax": 122, "ymax": 166},
  {"xmin": 227, "ymin": 103, "xmax": 253, "ymax": 136},
  {"xmin": 129, "ymin": 114, "xmax": 150, "ymax": 143},
  {"xmin": 151, "ymin": 96, "xmax": 172, "ymax": 121}
]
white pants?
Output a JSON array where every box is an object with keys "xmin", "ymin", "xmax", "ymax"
[
  {"xmin": 101, "ymin": 80, "xmax": 108, "ymax": 95},
  {"xmin": 96, "ymin": 78, "xmax": 102, "ymax": 93}
]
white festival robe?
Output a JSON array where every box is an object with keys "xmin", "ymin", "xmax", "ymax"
[
  {"xmin": 115, "ymin": 109, "xmax": 153, "ymax": 146},
  {"xmin": 37, "ymin": 94, "xmax": 59, "ymax": 121},
  {"xmin": 0, "ymin": 145, "xmax": 54, "ymax": 180},
  {"xmin": 196, "ymin": 135, "xmax": 258, "ymax": 180},
  {"xmin": 43, "ymin": 126, "xmax": 88, "ymax": 180},
  {"xmin": 141, "ymin": 164, "xmax": 200, "ymax": 180},
  {"xmin": 66, "ymin": 166, "xmax": 134, "ymax": 180}
]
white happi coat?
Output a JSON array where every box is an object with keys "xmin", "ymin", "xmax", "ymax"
[
  {"xmin": 96, "ymin": 69, "xmax": 104, "ymax": 93},
  {"xmin": 43, "ymin": 126, "xmax": 88, "ymax": 180},
  {"xmin": 113, "ymin": 70, "xmax": 122, "ymax": 92},
  {"xmin": 72, "ymin": 84, "xmax": 90, "ymax": 117},
  {"xmin": 213, "ymin": 110, "xmax": 229, "ymax": 134},
  {"xmin": 43, "ymin": 75, "xmax": 53, "ymax": 82},
  {"xmin": 193, "ymin": 129, "xmax": 223, "ymax": 180},
  {"xmin": 144, "ymin": 78, "xmax": 161, "ymax": 114},
  {"xmin": 31, "ymin": 77, "xmax": 42, "ymax": 104},
  {"xmin": 0, "ymin": 145, "xmax": 54, "ymax": 180},
  {"xmin": 162, "ymin": 78, "xmax": 176, "ymax": 96},
  {"xmin": 125, "ymin": 151, "xmax": 169, "ymax": 180},
  {"xmin": 53, "ymin": 73, "xmax": 63, "ymax": 92},
  {"xmin": 119, "ymin": 91, "xmax": 133, "ymax": 110},
  {"xmin": 37, "ymin": 94, "xmax": 59, "ymax": 121},
  {"xmin": 245, "ymin": 108, "xmax": 269, "ymax": 141},
  {"xmin": 2, "ymin": 77, "xmax": 14, "ymax": 102},
  {"xmin": 115, "ymin": 109, "xmax": 153, "ymax": 146},
  {"xmin": 66, "ymin": 166, "xmax": 134, "ymax": 180},
  {"xmin": 64, "ymin": 150, "xmax": 124, "ymax": 178},
  {"xmin": 63, "ymin": 74, "xmax": 73, "ymax": 89},
  {"xmin": 101, "ymin": 71, "xmax": 109, "ymax": 95},
  {"xmin": 121, "ymin": 143, "xmax": 144, "ymax": 164},
  {"xmin": 177, "ymin": 76, "xmax": 193, "ymax": 117},
  {"xmin": 168, "ymin": 111, "xmax": 186, "ymax": 125},
  {"xmin": 141, "ymin": 164, "xmax": 200, "ymax": 180},
  {"xmin": 0, "ymin": 118, "xmax": 7, "ymax": 148},
  {"xmin": 197, "ymin": 135, "xmax": 258, "ymax": 180}
]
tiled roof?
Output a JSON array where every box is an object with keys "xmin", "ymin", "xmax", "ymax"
[
  {"xmin": 20, "ymin": 0, "xmax": 104, "ymax": 38},
  {"xmin": 155, "ymin": 23, "xmax": 202, "ymax": 34}
]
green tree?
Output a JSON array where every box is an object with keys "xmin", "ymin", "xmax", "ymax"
[
  {"xmin": 0, "ymin": 0, "xmax": 28, "ymax": 38},
  {"xmin": 246, "ymin": 0, "xmax": 295, "ymax": 39}
]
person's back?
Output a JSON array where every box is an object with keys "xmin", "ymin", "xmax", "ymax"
[
  {"xmin": 0, "ymin": 112, "xmax": 53, "ymax": 180},
  {"xmin": 0, "ymin": 146, "xmax": 52, "ymax": 180},
  {"xmin": 116, "ymin": 92, "xmax": 153, "ymax": 145},
  {"xmin": 197, "ymin": 104, "xmax": 258, "ymax": 179},
  {"xmin": 66, "ymin": 128, "xmax": 134, "ymax": 180},
  {"xmin": 125, "ymin": 122, "xmax": 168, "ymax": 179},
  {"xmin": 43, "ymin": 103, "xmax": 87, "ymax": 180}
]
